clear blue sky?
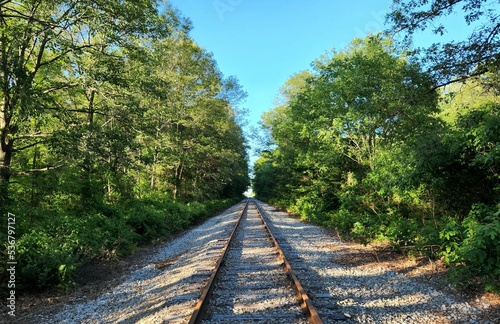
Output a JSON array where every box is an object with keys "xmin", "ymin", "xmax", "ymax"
[{"xmin": 166, "ymin": 0, "xmax": 471, "ymax": 162}]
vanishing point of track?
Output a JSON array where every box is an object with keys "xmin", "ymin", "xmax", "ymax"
[{"xmin": 186, "ymin": 199, "xmax": 323, "ymax": 324}]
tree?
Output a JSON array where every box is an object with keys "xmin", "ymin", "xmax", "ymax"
[
  {"xmin": 255, "ymin": 34, "xmax": 439, "ymax": 226},
  {"xmin": 129, "ymin": 33, "xmax": 248, "ymax": 201},
  {"xmin": 0, "ymin": 0, "xmax": 167, "ymax": 208},
  {"xmin": 293, "ymin": 35, "xmax": 437, "ymax": 171},
  {"xmin": 386, "ymin": 0, "xmax": 500, "ymax": 87}
]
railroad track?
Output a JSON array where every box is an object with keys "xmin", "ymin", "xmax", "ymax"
[{"xmin": 183, "ymin": 199, "xmax": 322, "ymax": 324}]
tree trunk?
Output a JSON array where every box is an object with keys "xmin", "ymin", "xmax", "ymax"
[
  {"xmin": 30, "ymin": 145, "xmax": 38, "ymax": 207},
  {"xmin": 87, "ymin": 88, "xmax": 95, "ymax": 125},
  {"xmin": 0, "ymin": 105, "xmax": 14, "ymax": 211},
  {"xmin": 150, "ymin": 145, "xmax": 158, "ymax": 190},
  {"xmin": 173, "ymin": 161, "xmax": 183, "ymax": 200},
  {"xmin": 0, "ymin": 106, "xmax": 14, "ymax": 184}
]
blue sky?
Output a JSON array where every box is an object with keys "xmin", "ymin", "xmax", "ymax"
[{"xmin": 166, "ymin": 1, "xmax": 471, "ymax": 162}]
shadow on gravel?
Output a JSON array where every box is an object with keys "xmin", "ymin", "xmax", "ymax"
[
  {"xmin": 114, "ymin": 285, "xmax": 182, "ymax": 324},
  {"xmin": 257, "ymin": 201, "xmax": 497, "ymax": 323}
]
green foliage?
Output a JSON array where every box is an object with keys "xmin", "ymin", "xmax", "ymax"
[
  {"xmin": 462, "ymin": 205, "xmax": 500, "ymax": 271},
  {"xmin": 441, "ymin": 204, "xmax": 500, "ymax": 291},
  {"xmin": 254, "ymin": 32, "xmax": 500, "ymax": 291},
  {"xmin": 0, "ymin": 1, "xmax": 249, "ymax": 292},
  {"xmin": 386, "ymin": 0, "xmax": 500, "ymax": 87},
  {"xmin": 16, "ymin": 230, "xmax": 80, "ymax": 290},
  {"xmin": 1, "ymin": 196, "xmax": 235, "ymax": 292}
]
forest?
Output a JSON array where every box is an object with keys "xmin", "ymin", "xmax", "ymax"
[
  {"xmin": 0, "ymin": 1, "xmax": 249, "ymax": 290},
  {"xmin": 253, "ymin": 0, "xmax": 500, "ymax": 292}
]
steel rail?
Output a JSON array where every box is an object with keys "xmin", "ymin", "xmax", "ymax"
[
  {"xmin": 187, "ymin": 199, "xmax": 249, "ymax": 324},
  {"xmin": 254, "ymin": 199, "xmax": 324, "ymax": 324}
]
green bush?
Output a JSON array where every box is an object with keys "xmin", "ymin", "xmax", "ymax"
[
  {"xmin": 79, "ymin": 212, "xmax": 138, "ymax": 259},
  {"xmin": 17, "ymin": 230, "xmax": 80, "ymax": 290},
  {"xmin": 330, "ymin": 208, "xmax": 357, "ymax": 234},
  {"xmin": 439, "ymin": 204, "xmax": 500, "ymax": 291},
  {"xmin": 164, "ymin": 202, "xmax": 192, "ymax": 231},
  {"xmin": 460, "ymin": 205, "xmax": 500, "ymax": 291},
  {"xmin": 125, "ymin": 203, "xmax": 171, "ymax": 243},
  {"xmin": 384, "ymin": 216, "xmax": 419, "ymax": 248}
]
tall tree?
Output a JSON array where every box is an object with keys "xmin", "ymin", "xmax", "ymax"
[
  {"xmin": 129, "ymin": 32, "xmax": 248, "ymax": 201},
  {"xmin": 255, "ymin": 35, "xmax": 438, "ymax": 222},
  {"xmin": 304, "ymin": 35, "xmax": 437, "ymax": 170}
]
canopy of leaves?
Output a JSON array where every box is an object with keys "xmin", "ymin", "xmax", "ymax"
[{"xmin": 386, "ymin": 0, "xmax": 500, "ymax": 87}]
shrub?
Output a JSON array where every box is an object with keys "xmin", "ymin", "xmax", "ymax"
[
  {"xmin": 460, "ymin": 204, "xmax": 500, "ymax": 291},
  {"xmin": 439, "ymin": 204, "xmax": 500, "ymax": 291},
  {"xmin": 126, "ymin": 201, "xmax": 178, "ymax": 242},
  {"xmin": 16, "ymin": 230, "xmax": 80, "ymax": 290},
  {"xmin": 1, "ymin": 195, "xmax": 237, "ymax": 292}
]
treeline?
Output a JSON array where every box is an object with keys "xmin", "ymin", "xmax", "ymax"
[
  {"xmin": 254, "ymin": 1, "xmax": 499, "ymax": 291},
  {"xmin": 0, "ymin": 1, "xmax": 249, "ymax": 290}
]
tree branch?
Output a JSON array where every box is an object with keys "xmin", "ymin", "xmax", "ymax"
[
  {"xmin": 42, "ymin": 82, "xmax": 79, "ymax": 94},
  {"xmin": 15, "ymin": 164, "xmax": 67, "ymax": 175},
  {"xmin": 12, "ymin": 140, "xmax": 47, "ymax": 152},
  {"xmin": 13, "ymin": 132, "xmax": 51, "ymax": 140}
]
